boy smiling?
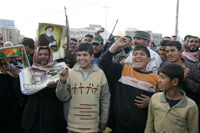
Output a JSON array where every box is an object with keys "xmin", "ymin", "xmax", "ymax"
[
  {"xmin": 100, "ymin": 37, "xmax": 160, "ymax": 133},
  {"xmin": 56, "ymin": 43, "xmax": 110, "ymax": 132}
]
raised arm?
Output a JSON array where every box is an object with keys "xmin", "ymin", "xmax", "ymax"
[
  {"xmin": 100, "ymin": 37, "xmax": 129, "ymax": 80},
  {"xmin": 55, "ymin": 68, "xmax": 71, "ymax": 102}
]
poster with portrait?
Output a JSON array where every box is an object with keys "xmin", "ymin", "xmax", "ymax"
[
  {"xmin": 38, "ymin": 23, "xmax": 67, "ymax": 58},
  {"xmin": 19, "ymin": 62, "xmax": 67, "ymax": 95},
  {"xmin": 0, "ymin": 45, "xmax": 30, "ymax": 74}
]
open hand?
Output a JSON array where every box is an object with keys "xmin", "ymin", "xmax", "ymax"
[{"xmin": 134, "ymin": 94, "xmax": 150, "ymax": 108}]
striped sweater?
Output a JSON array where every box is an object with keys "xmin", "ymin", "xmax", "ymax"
[{"xmin": 100, "ymin": 50, "xmax": 160, "ymax": 129}]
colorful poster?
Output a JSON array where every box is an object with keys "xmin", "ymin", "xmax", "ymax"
[
  {"xmin": 38, "ymin": 23, "xmax": 67, "ymax": 58},
  {"xmin": 19, "ymin": 62, "xmax": 67, "ymax": 95},
  {"xmin": 0, "ymin": 45, "xmax": 30, "ymax": 73}
]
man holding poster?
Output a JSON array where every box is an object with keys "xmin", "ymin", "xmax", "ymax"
[{"xmin": 21, "ymin": 46, "xmax": 67, "ymax": 133}]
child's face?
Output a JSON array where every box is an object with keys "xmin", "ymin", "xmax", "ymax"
[
  {"xmin": 77, "ymin": 51, "xmax": 94, "ymax": 70},
  {"xmin": 132, "ymin": 50, "xmax": 150, "ymax": 71},
  {"xmin": 158, "ymin": 72, "xmax": 173, "ymax": 91}
]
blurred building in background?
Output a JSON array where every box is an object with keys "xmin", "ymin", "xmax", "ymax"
[{"xmin": 0, "ymin": 19, "xmax": 20, "ymax": 45}]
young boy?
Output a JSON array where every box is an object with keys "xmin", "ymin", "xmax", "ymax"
[
  {"xmin": 145, "ymin": 63, "xmax": 199, "ymax": 133},
  {"xmin": 56, "ymin": 43, "xmax": 110, "ymax": 132},
  {"xmin": 100, "ymin": 37, "xmax": 160, "ymax": 133}
]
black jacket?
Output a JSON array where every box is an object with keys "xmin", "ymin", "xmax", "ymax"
[
  {"xmin": 183, "ymin": 60, "xmax": 200, "ymax": 109},
  {"xmin": 21, "ymin": 87, "xmax": 66, "ymax": 132},
  {"xmin": 0, "ymin": 74, "xmax": 24, "ymax": 133}
]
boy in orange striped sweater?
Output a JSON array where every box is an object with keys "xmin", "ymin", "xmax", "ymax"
[{"xmin": 100, "ymin": 37, "xmax": 160, "ymax": 133}]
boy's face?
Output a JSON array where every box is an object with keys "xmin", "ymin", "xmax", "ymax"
[
  {"xmin": 77, "ymin": 51, "xmax": 94, "ymax": 70},
  {"xmin": 166, "ymin": 46, "xmax": 182, "ymax": 63},
  {"xmin": 158, "ymin": 72, "xmax": 173, "ymax": 91},
  {"xmin": 132, "ymin": 50, "xmax": 151, "ymax": 71}
]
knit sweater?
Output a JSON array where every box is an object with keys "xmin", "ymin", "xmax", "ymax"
[
  {"xmin": 56, "ymin": 63, "xmax": 110, "ymax": 132},
  {"xmin": 145, "ymin": 90, "xmax": 199, "ymax": 133}
]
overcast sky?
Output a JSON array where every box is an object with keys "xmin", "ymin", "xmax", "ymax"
[{"xmin": 0, "ymin": 0, "xmax": 200, "ymax": 40}]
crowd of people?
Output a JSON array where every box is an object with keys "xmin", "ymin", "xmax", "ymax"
[{"xmin": 0, "ymin": 28, "xmax": 200, "ymax": 133}]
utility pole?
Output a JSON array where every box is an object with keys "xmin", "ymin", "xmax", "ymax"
[
  {"xmin": 103, "ymin": 6, "xmax": 110, "ymax": 41},
  {"xmin": 175, "ymin": 0, "xmax": 179, "ymax": 39}
]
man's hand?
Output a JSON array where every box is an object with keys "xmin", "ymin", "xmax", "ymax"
[
  {"xmin": 34, "ymin": 38, "xmax": 39, "ymax": 47},
  {"xmin": 96, "ymin": 27, "xmax": 105, "ymax": 35},
  {"xmin": 62, "ymin": 43, "xmax": 66, "ymax": 49},
  {"xmin": 120, "ymin": 59, "xmax": 132, "ymax": 65},
  {"xmin": 46, "ymin": 81, "xmax": 57, "ymax": 88},
  {"xmin": 98, "ymin": 122, "xmax": 106, "ymax": 133},
  {"xmin": 109, "ymin": 37, "xmax": 129, "ymax": 53},
  {"xmin": 9, "ymin": 68, "xmax": 21, "ymax": 77},
  {"xmin": 60, "ymin": 68, "xmax": 69, "ymax": 84},
  {"xmin": 134, "ymin": 94, "xmax": 150, "ymax": 108},
  {"xmin": 183, "ymin": 67, "xmax": 189, "ymax": 81}
]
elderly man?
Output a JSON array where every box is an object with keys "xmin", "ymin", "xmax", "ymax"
[
  {"xmin": 125, "ymin": 30, "xmax": 162, "ymax": 74},
  {"xmin": 21, "ymin": 46, "xmax": 67, "ymax": 133},
  {"xmin": 39, "ymin": 25, "xmax": 57, "ymax": 47}
]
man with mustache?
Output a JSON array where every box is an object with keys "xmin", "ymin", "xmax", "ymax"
[
  {"xmin": 182, "ymin": 36, "xmax": 200, "ymax": 69},
  {"xmin": 22, "ymin": 46, "xmax": 67, "ymax": 133}
]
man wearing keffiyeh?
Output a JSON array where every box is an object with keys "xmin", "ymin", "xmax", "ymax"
[
  {"xmin": 182, "ymin": 36, "xmax": 200, "ymax": 69},
  {"xmin": 21, "ymin": 46, "xmax": 67, "ymax": 133}
]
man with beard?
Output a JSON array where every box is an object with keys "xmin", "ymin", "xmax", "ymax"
[
  {"xmin": 182, "ymin": 35, "xmax": 192, "ymax": 50},
  {"xmin": 124, "ymin": 30, "xmax": 162, "ymax": 74},
  {"xmin": 21, "ymin": 46, "xmax": 67, "ymax": 133},
  {"xmin": 182, "ymin": 36, "xmax": 200, "ymax": 69},
  {"xmin": 39, "ymin": 25, "xmax": 57, "ymax": 47}
]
